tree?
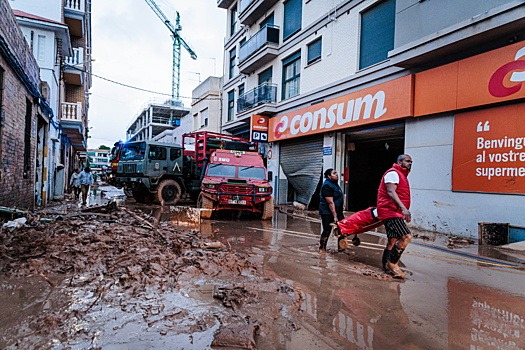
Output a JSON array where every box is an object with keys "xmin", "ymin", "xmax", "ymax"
[{"xmin": 99, "ymin": 145, "xmax": 110, "ymax": 150}]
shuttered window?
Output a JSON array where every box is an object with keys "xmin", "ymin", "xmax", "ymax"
[
  {"xmin": 307, "ymin": 37, "xmax": 322, "ymax": 64},
  {"xmin": 283, "ymin": 0, "xmax": 302, "ymax": 40},
  {"xmin": 359, "ymin": 0, "xmax": 395, "ymax": 70}
]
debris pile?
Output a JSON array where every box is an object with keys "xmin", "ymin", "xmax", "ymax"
[{"xmin": 0, "ymin": 201, "xmax": 302, "ymax": 349}]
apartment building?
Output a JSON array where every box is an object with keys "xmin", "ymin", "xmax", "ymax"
[
  {"xmin": 87, "ymin": 148, "xmax": 109, "ymax": 171},
  {"xmin": 218, "ymin": 0, "xmax": 525, "ymax": 237},
  {"xmin": 126, "ymin": 100, "xmax": 190, "ymax": 143},
  {"xmin": 9, "ymin": 0, "xmax": 92, "ymax": 204}
]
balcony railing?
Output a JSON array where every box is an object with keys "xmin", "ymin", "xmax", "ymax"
[
  {"xmin": 151, "ymin": 116, "xmax": 171, "ymax": 125},
  {"xmin": 239, "ymin": 25, "xmax": 279, "ymax": 63},
  {"xmin": 237, "ymin": 83, "xmax": 277, "ymax": 113},
  {"xmin": 64, "ymin": 0, "xmax": 85, "ymax": 12},
  {"xmin": 61, "ymin": 102, "xmax": 82, "ymax": 122},
  {"xmin": 64, "ymin": 47, "xmax": 84, "ymax": 67}
]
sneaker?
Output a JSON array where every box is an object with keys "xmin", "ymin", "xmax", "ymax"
[{"xmin": 386, "ymin": 261, "xmax": 406, "ymax": 279}]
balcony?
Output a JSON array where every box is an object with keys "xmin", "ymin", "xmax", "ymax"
[
  {"xmin": 61, "ymin": 102, "xmax": 86, "ymax": 151},
  {"xmin": 237, "ymin": 83, "xmax": 277, "ymax": 113},
  {"xmin": 63, "ymin": 47, "xmax": 84, "ymax": 85},
  {"xmin": 217, "ymin": 0, "xmax": 236, "ymax": 9},
  {"xmin": 238, "ymin": 25, "xmax": 279, "ymax": 74},
  {"xmin": 239, "ymin": 0, "xmax": 279, "ymax": 26},
  {"xmin": 64, "ymin": 0, "xmax": 86, "ymax": 37}
]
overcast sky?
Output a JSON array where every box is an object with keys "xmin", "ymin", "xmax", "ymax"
[{"xmin": 88, "ymin": 0, "xmax": 226, "ymax": 148}]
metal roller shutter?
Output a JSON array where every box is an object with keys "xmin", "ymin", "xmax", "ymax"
[{"xmin": 280, "ymin": 136, "xmax": 323, "ymax": 205}]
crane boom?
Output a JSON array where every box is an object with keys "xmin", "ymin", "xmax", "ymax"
[{"xmin": 144, "ymin": 0, "xmax": 197, "ymax": 104}]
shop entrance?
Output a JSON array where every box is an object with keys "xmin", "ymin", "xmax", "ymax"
[{"xmin": 345, "ymin": 123, "xmax": 405, "ymax": 212}]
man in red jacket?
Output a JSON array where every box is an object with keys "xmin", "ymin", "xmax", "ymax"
[{"xmin": 376, "ymin": 154, "xmax": 413, "ymax": 279}]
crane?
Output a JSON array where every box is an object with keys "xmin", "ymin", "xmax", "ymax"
[{"xmin": 145, "ymin": 0, "xmax": 197, "ymax": 105}]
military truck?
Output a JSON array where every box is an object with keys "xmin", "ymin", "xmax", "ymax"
[{"xmin": 115, "ymin": 132, "xmax": 272, "ymax": 212}]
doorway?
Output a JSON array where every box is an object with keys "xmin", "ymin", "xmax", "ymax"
[{"xmin": 345, "ymin": 123, "xmax": 405, "ymax": 211}]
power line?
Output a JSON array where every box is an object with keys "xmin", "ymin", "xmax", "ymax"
[{"xmin": 64, "ymin": 64, "xmax": 222, "ymax": 101}]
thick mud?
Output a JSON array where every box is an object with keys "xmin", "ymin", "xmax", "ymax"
[{"xmin": 0, "ymin": 198, "xmax": 301, "ymax": 349}]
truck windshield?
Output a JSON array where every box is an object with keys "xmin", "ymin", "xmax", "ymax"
[
  {"xmin": 238, "ymin": 166, "xmax": 266, "ymax": 180},
  {"xmin": 121, "ymin": 143, "xmax": 146, "ymax": 161},
  {"xmin": 207, "ymin": 164, "xmax": 236, "ymax": 177}
]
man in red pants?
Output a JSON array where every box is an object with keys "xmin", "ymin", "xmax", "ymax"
[{"xmin": 376, "ymin": 154, "xmax": 413, "ymax": 278}]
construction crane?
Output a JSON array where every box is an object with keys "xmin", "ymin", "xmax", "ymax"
[{"xmin": 145, "ymin": 0, "xmax": 197, "ymax": 105}]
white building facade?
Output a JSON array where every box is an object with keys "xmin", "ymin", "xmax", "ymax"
[{"xmin": 218, "ymin": 0, "xmax": 525, "ymax": 238}]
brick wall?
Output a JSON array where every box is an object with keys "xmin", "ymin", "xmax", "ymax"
[
  {"xmin": 0, "ymin": 57, "xmax": 38, "ymax": 209},
  {"xmin": 0, "ymin": 0, "xmax": 42, "ymax": 209}
]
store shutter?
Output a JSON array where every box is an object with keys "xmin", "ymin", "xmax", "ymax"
[{"xmin": 280, "ymin": 136, "xmax": 323, "ymax": 205}]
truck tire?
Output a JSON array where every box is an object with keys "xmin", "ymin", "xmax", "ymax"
[
  {"xmin": 156, "ymin": 179, "xmax": 182, "ymax": 205},
  {"xmin": 261, "ymin": 198, "xmax": 274, "ymax": 220},
  {"xmin": 124, "ymin": 188, "xmax": 133, "ymax": 197},
  {"xmin": 197, "ymin": 193, "xmax": 213, "ymax": 219}
]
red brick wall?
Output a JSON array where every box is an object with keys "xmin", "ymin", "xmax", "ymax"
[
  {"xmin": 0, "ymin": 0, "xmax": 41, "ymax": 209},
  {"xmin": 0, "ymin": 57, "xmax": 38, "ymax": 209}
]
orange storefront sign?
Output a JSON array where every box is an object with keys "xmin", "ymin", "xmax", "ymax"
[
  {"xmin": 452, "ymin": 103, "xmax": 525, "ymax": 194},
  {"xmin": 250, "ymin": 114, "xmax": 269, "ymax": 142},
  {"xmin": 268, "ymin": 75, "xmax": 413, "ymax": 141},
  {"xmin": 415, "ymin": 41, "xmax": 525, "ymax": 116}
]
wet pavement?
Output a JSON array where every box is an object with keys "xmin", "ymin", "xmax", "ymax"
[
  {"xmin": 202, "ymin": 211, "xmax": 525, "ymax": 349},
  {"xmin": 1, "ymin": 187, "xmax": 524, "ymax": 349}
]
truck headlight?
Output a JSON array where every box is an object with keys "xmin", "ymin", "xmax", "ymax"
[
  {"xmin": 205, "ymin": 183, "xmax": 217, "ymax": 189},
  {"xmin": 258, "ymin": 187, "xmax": 269, "ymax": 193}
]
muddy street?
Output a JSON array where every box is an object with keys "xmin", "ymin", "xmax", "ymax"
[{"xmin": 1, "ymin": 190, "xmax": 525, "ymax": 349}]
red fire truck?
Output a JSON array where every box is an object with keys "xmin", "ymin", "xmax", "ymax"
[{"xmin": 183, "ymin": 132, "xmax": 274, "ymax": 220}]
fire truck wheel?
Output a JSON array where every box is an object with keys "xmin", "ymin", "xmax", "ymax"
[
  {"xmin": 156, "ymin": 179, "xmax": 181, "ymax": 205},
  {"xmin": 197, "ymin": 193, "xmax": 214, "ymax": 219},
  {"xmin": 261, "ymin": 198, "xmax": 274, "ymax": 220}
]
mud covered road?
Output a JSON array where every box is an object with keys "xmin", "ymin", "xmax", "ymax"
[
  {"xmin": 1, "ymin": 190, "xmax": 525, "ymax": 349},
  {"xmin": 0, "ymin": 198, "xmax": 301, "ymax": 349}
]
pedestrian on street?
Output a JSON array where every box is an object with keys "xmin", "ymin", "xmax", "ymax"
[
  {"xmin": 377, "ymin": 154, "xmax": 413, "ymax": 279},
  {"xmin": 69, "ymin": 168, "xmax": 81, "ymax": 200},
  {"xmin": 319, "ymin": 168, "xmax": 345, "ymax": 252},
  {"xmin": 78, "ymin": 166, "xmax": 94, "ymax": 205}
]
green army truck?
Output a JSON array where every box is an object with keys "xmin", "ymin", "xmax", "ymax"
[{"xmin": 115, "ymin": 132, "xmax": 259, "ymax": 205}]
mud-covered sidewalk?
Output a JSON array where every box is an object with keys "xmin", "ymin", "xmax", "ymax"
[{"xmin": 0, "ymin": 198, "xmax": 302, "ymax": 349}]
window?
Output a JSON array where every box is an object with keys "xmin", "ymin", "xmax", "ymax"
[
  {"xmin": 238, "ymin": 83, "xmax": 245, "ymax": 97},
  {"xmin": 37, "ymin": 35, "xmax": 46, "ymax": 61},
  {"xmin": 201, "ymin": 108, "xmax": 209, "ymax": 127},
  {"xmin": 227, "ymin": 90, "xmax": 235, "ymax": 121},
  {"xmin": 192, "ymin": 113, "xmax": 198, "ymax": 130},
  {"xmin": 283, "ymin": 0, "xmax": 302, "ymax": 40},
  {"xmin": 282, "ymin": 51, "xmax": 301, "ymax": 100},
  {"xmin": 307, "ymin": 37, "xmax": 322, "ymax": 64},
  {"xmin": 23, "ymin": 99, "xmax": 32, "ymax": 179},
  {"xmin": 229, "ymin": 48, "xmax": 236, "ymax": 79},
  {"xmin": 359, "ymin": 0, "xmax": 395, "ymax": 69},
  {"xmin": 258, "ymin": 67, "xmax": 272, "ymax": 85},
  {"xmin": 148, "ymin": 146, "xmax": 167, "ymax": 160},
  {"xmin": 170, "ymin": 148, "xmax": 182, "ymax": 161},
  {"xmin": 230, "ymin": 5, "xmax": 238, "ymax": 37},
  {"xmin": 260, "ymin": 13, "xmax": 274, "ymax": 29}
]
